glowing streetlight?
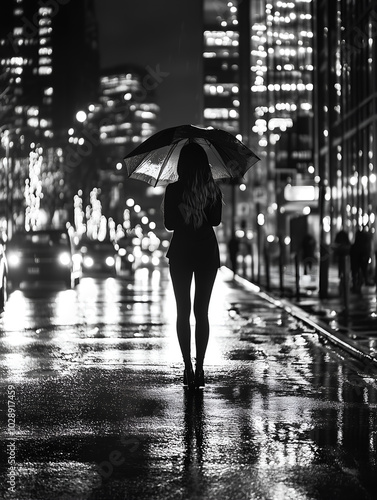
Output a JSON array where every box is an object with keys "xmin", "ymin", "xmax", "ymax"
[{"xmin": 76, "ymin": 110, "xmax": 87, "ymax": 123}]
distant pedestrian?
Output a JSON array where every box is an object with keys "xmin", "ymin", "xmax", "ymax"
[
  {"xmin": 228, "ymin": 234, "xmax": 239, "ymax": 277},
  {"xmin": 163, "ymin": 143, "xmax": 223, "ymax": 391},
  {"xmin": 301, "ymin": 233, "xmax": 316, "ymax": 275},
  {"xmin": 333, "ymin": 229, "xmax": 351, "ymax": 277},
  {"xmin": 350, "ymin": 229, "xmax": 373, "ymax": 293}
]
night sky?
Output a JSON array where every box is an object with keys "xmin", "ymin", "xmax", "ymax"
[{"xmin": 94, "ymin": 0, "xmax": 204, "ymax": 130}]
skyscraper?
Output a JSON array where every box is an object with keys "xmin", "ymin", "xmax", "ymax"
[
  {"xmin": 0, "ymin": 0, "xmax": 99, "ymax": 140},
  {"xmin": 313, "ymin": 0, "xmax": 377, "ymax": 242},
  {"xmin": 0, "ymin": 0, "xmax": 100, "ymax": 232}
]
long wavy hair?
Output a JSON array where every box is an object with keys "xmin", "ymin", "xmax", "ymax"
[{"xmin": 177, "ymin": 142, "xmax": 222, "ymax": 228}]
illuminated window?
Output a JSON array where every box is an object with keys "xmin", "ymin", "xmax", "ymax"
[
  {"xmin": 39, "ymin": 7, "xmax": 53, "ymax": 16},
  {"xmin": 40, "ymin": 119, "xmax": 52, "ymax": 128},
  {"xmin": 204, "ymin": 108, "xmax": 239, "ymax": 120},
  {"xmin": 38, "ymin": 66, "xmax": 52, "ymax": 75},
  {"xmin": 27, "ymin": 118, "xmax": 39, "ymax": 128},
  {"xmin": 39, "ymin": 57, "xmax": 52, "ymax": 65},
  {"xmin": 39, "ymin": 47, "xmax": 52, "ymax": 55},
  {"xmin": 39, "ymin": 27, "xmax": 52, "ymax": 36},
  {"xmin": 27, "ymin": 107, "xmax": 39, "ymax": 117}
]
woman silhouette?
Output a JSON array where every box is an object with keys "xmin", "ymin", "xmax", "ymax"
[{"xmin": 163, "ymin": 142, "xmax": 223, "ymax": 390}]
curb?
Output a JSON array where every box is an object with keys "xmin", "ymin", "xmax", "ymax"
[{"xmin": 226, "ymin": 269, "xmax": 377, "ymax": 369}]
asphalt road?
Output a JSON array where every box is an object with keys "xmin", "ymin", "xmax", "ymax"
[{"xmin": 0, "ymin": 266, "xmax": 376, "ymax": 500}]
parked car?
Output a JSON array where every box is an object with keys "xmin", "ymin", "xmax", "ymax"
[
  {"xmin": 0, "ymin": 237, "xmax": 8, "ymax": 308},
  {"xmin": 78, "ymin": 238, "xmax": 117, "ymax": 276},
  {"xmin": 7, "ymin": 229, "xmax": 82, "ymax": 289}
]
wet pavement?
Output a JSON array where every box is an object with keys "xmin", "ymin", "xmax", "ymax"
[
  {"xmin": 0, "ymin": 266, "xmax": 377, "ymax": 500},
  {"xmin": 237, "ymin": 260, "xmax": 377, "ymax": 366}
]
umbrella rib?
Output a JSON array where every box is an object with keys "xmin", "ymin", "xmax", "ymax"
[
  {"xmin": 129, "ymin": 150, "xmax": 155, "ymax": 175},
  {"xmin": 207, "ymin": 143, "xmax": 236, "ymax": 177},
  {"xmin": 153, "ymin": 142, "xmax": 180, "ymax": 186}
]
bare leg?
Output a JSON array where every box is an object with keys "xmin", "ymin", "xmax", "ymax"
[
  {"xmin": 169, "ymin": 263, "xmax": 193, "ymax": 367},
  {"xmin": 193, "ymin": 266, "xmax": 218, "ymax": 370}
]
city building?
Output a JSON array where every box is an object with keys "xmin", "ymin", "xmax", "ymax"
[
  {"xmin": 93, "ymin": 65, "xmax": 160, "ymax": 220},
  {"xmin": 312, "ymin": 0, "xmax": 377, "ymax": 295},
  {"xmin": 203, "ymin": 0, "xmax": 314, "ymax": 277},
  {"xmin": 0, "ymin": 0, "xmax": 100, "ymax": 233},
  {"xmin": 203, "ymin": 2, "xmax": 240, "ymax": 134},
  {"xmin": 97, "ymin": 65, "xmax": 159, "ymax": 169},
  {"xmin": 313, "ymin": 0, "xmax": 376, "ymax": 242},
  {"xmin": 203, "ymin": 0, "xmax": 252, "ymax": 256}
]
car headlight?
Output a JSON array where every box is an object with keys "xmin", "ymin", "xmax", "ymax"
[
  {"xmin": 59, "ymin": 252, "xmax": 71, "ymax": 266},
  {"xmin": 106, "ymin": 256, "xmax": 115, "ymax": 267},
  {"xmin": 84, "ymin": 256, "xmax": 94, "ymax": 268},
  {"xmin": 152, "ymin": 256, "xmax": 160, "ymax": 266},
  {"xmin": 8, "ymin": 252, "xmax": 21, "ymax": 267}
]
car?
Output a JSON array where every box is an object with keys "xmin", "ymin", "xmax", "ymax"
[
  {"xmin": 0, "ymin": 237, "xmax": 8, "ymax": 308},
  {"xmin": 78, "ymin": 238, "xmax": 117, "ymax": 276},
  {"xmin": 114, "ymin": 234, "xmax": 164, "ymax": 272},
  {"xmin": 7, "ymin": 229, "xmax": 82, "ymax": 289}
]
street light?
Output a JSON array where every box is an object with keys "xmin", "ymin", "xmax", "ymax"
[{"xmin": 76, "ymin": 110, "xmax": 87, "ymax": 123}]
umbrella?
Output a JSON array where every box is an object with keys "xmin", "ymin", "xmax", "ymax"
[{"xmin": 123, "ymin": 124, "xmax": 260, "ymax": 186}]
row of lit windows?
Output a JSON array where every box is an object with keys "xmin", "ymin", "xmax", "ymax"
[
  {"xmin": 256, "ymin": 102, "xmax": 301, "ymax": 114},
  {"xmin": 204, "ymin": 83, "xmax": 238, "ymax": 95},
  {"xmin": 275, "ymin": 64, "xmax": 313, "ymax": 71},
  {"xmin": 204, "ymin": 31, "xmax": 239, "ymax": 47},
  {"xmin": 204, "ymin": 108, "xmax": 239, "ymax": 120},
  {"xmin": 276, "ymin": 1, "xmax": 295, "ymax": 8},
  {"xmin": 101, "ymin": 123, "xmax": 131, "ymax": 134},
  {"xmin": 0, "ymin": 37, "xmax": 36, "ymax": 47},
  {"xmin": 252, "ymin": 83, "xmax": 313, "ymax": 92},
  {"xmin": 39, "ymin": 47, "xmax": 52, "ymax": 55},
  {"xmin": 39, "ymin": 7, "xmax": 53, "ymax": 17},
  {"xmin": 39, "ymin": 17, "xmax": 52, "ymax": 26},
  {"xmin": 102, "ymin": 83, "xmax": 141, "ymax": 96},
  {"xmin": 267, "ymin": 30, "xmax": 312, "ymax": 40},
  {"xmin": 251, "ymin": 44, "xmax": 312, "ymax": 58},
  {"xmin": 27, "ymin": 118, "xmax": 52, "ymax": 128},
  {"xmin": 1, "ymin": 57, "xmax": 29, "ymax": 65},
  {"xmin": 38, "ymin": 67, "xmax": 52, "ymax": 75},
  {"xmin": 101, "ymin": 74, "xmax": 141, "ymax": 86},
  {"xmin": 203, "ymin": 50, "xmax": 239, "ymax": 59},
  {"xmin": 99, "ymin": 121, "xmax": 155, "ymax": 137}
]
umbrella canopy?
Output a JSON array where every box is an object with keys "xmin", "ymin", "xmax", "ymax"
[{"xmin": 124, "ymin": 124, "xmax": 261, "ymax": 186}]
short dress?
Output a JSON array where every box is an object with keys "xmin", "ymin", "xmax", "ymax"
[{"xmin": 163, "ymin": 181, "xmax": 222, "ymax": 270}]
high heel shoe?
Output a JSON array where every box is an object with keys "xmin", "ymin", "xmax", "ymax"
[
  {"xmin": 194, "ymin": 368, "xmax": 205, "ymax": 389},
  {"xmin": 183, "ymin": 367, "xmax": 195, "ymax": 390}
]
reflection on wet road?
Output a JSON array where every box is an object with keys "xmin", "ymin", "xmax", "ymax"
[{"xmin": 0, "ymin": 267, "xmax": 376, "ymax": 500}]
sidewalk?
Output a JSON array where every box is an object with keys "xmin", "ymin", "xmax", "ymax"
[{"xmin": 233, "ymin": 260, "xmax": 377, "ymax": 367}]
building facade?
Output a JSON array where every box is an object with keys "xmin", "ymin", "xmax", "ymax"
[
  {"xmin": 313, "ymin": 0, "xmax": 377, "ymax": 243},
  {"xmin": 203, "ymin": 0, "xmax": 315, "ymax": 276},
  {"xmin": 94, "ymin": 65, "xmax": 160, "ymax": 220},
  {"xmin": 0, "ymin": 0, "xmax": 100, "ymax": 232}
]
